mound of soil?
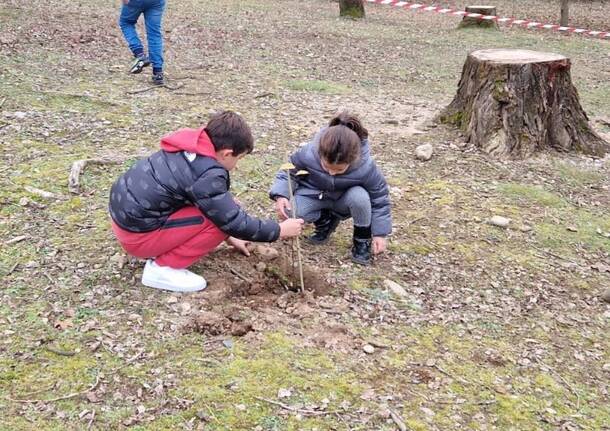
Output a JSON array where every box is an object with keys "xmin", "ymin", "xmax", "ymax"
[
  {"xmin": 183, "ymin": 245, "xmax": 336, "ymax": 337},
  {"xmin": 186, "ymin": 310, "xmax": 253, "ymax": 337}
]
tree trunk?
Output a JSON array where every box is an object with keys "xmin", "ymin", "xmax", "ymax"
[
  {"xmin": 439, "ymin": 49, "xmax": 609, "ymax": 159},
  {"xmin": 459, "ymin": 5, "xmax": 499, "ymax": 29},
  {"xmin": 339, "ymin": 0, "xmax": 365, "ymax": 19},
  {"xmin": 560, "ymin": 0, "xmax": 569, "ymax": 26}
]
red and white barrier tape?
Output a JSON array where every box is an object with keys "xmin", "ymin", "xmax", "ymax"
[{"xmin": 365, "ymin": 0, "xmax": 610, "ymax": 39}]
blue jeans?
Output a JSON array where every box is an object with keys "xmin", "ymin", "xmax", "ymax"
[{"xmin": 119, "ymin": 0, "xmax": 166, "ymax": 72}]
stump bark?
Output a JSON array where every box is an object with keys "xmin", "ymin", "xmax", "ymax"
[
  {"xmin": 459, "ymin": 5, "xmax": 498, "ymax": 29},
  {"xmin": 439, "ymin": 49, "xmax": 609, "ymax": 159},
  {"xmin": 339, "ymin": 0, "xmax": 365, "ymax": 19}
]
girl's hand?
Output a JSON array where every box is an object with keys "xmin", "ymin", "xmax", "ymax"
[
  {"xmin": 372, "ymin": 236, "xmax": 387, "ymax": 255},
  {"xmin": 275, "ymin": 197, "xmax": 292, "ymax": 220},
  {"xmin": 279, "ymin": 218, "xmax": 304, "ymax": 238},
  {"xmin": 226, "ymin": 237, "xmax": 251, "ymax": 256}
]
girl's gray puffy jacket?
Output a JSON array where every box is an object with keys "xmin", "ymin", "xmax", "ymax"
[{"xmin": 270, "ymin": 129, "xmax": 392, "ymax": 237}]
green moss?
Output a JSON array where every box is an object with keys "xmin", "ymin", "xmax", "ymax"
[
  {"xmin": 554, "ymin": 161, "xmax": 604, "ymax": 187},
  {"xmin": 404, "ymin": 418, "xmax": 428, "ymax": 431},
  {"xmin": 439, "ymin": 110, "xmax": 464, "ymax": 127},
  {"xmin": 492, "ymin": 79, "xmax": 508, "ymax": 102},
  {"xmin": 535, "ymin": 212, "xmax": 610, "ymax": 254},
  {"xmin": 340, "ymin": 6, "xmax": 365, "ymax": 19},
  {"xmin": 388, "ymin": 241, "xmax": 434, "ymax": 255},
  {"xmin": 497, "ymin": 183, "xmax": 567, "ymax": 208},
  {"xmin": 285, "ymin": 79, "xmax": 350, "ymax": 94},
  {"xmin": 171, "ymin": 332, "xmax": 362, "ymax": 429}
]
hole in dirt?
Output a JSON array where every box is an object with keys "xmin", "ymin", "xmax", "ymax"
[
  {"xmin": 231, "ymin": 254, "xmax": 332, "ymax": 298},
  {"xmin": 184, "ymin": 245, "xmax": 335, "ymax": 337}
]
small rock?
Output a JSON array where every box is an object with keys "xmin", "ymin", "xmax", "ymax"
[
  {"xmin": 415, "ymin": 144, "xmax": 433, "ymax": 161},
  {"xmin": 566, "ymin": 226, "xmax": 578, "ymax": 232},
  {"xmin": 601, "ymin": 288, "xmax": 610, "ymax": 303},
  {"xmin": 420, "ymin": 407, "xmax": 435, "ymax": 417},
  {"xmin": 602, "ymin": 363, "xmax": 610, "ymax": 372},
  {"xmin": 166, "ymin": 296, "xmax": 179, "ymax": 304},
  {"xmin": 255, "ymin": 262, "xmax": 267, "ymax": 272},
  {"xmin": 383, "ymin": 279, "xmax": 407, "ymax": 297},
  {"xmin": 277, "ymin": 388, "xmax": 292, "ymax": 398},
  {"xmin": 363, "ymin": 344, "xmax": 375, "ymax": 354},
  {"xmin": 110, "ymin": 252, "xmax": 126, "ymax": 269},
  {"xmin": 488, "ymin": 216, "xmax": 510, "ymax": 228},
  {"xmin": 195, "ymin": 411, "xmax": 209, "ymax": 422},
  {"xmin": 235, "ymin": 404, "xmax": 246, "ymax": 411},
  {"xmin": 19, "ymin": 197, "xmax": 29, "ymax": 206},
  {"xmin": 255, "ymin": 245, "xmax": 279, "ymax": 261},
  {"xmin": 377, "ymin": 406, "xmax": 391, "ymax": 418},
  {"xmin": 360, "ymin": 389, "xmax": 375, "ymax": 400}
]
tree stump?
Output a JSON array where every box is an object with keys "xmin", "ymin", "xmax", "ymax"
[
  {"xmin": 339, "ymin": 0, "xmax": 365, "ymax": 19},
  {"xmin": 440, "ymin": 49, "xmax": 609, "ymax": 159},
  {"xmin": 459, "ymin": 5, "xmax": 498, "ymax": 29}
]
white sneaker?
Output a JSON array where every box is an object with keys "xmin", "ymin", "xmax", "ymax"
[{"xmin": 141, "ymin": 260, "xmax": 207, "ymax": 292}]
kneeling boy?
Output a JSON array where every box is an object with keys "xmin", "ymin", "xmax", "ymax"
[{"xmin": 109, "ymin": 111, "xmax": 303, "ymax": 292}]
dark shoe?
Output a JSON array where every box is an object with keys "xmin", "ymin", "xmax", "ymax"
[
  {"xmin": 129, "ymin": 56, "xmax": 150, "ymax": 74},
  {"xmin": 351, "ymin": 225, "xmax": 372, "ymax": 265},
  {"xmin": 307, "ymin": 209, "xmax": 340, "ymax": 244},
  {"xmin": 151, "ymin": 72, "xmax": 164, "ymax": 86}
]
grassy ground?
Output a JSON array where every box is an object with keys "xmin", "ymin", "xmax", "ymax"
[{"xmin": 1, "ymin": 0, "xmax": 609, "ymax": 430}]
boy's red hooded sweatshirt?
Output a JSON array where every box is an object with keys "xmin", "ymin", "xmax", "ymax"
[
  {"xmin": 109, "ymin": 128, "xmax": 280, "ymax": 242},
  {"xmin": 160, "ymin": 127, "xmax": 217, "ymax": 158}
]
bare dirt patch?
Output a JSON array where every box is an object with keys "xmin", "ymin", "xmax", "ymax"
[{"xmin": 181, "ymin": 246, "xmax": 335, "ymax": 337}]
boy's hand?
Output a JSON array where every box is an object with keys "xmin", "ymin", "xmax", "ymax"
[
  {"xmin": 226, "ymin": 237, "xmax": 251, "ymax": 256},
  {"xmin": 279, "ymin": 218, "xmax": 304, "ymax": 239},
  {"xmin": 275, "ymin": 197, "xmax": 292, "ymax": 220},
  {"xmin": 372, "ymin": 236, "xmax": 387, "ymax": 255}
]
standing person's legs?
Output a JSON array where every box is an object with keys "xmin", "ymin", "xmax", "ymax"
[
  {"xmin": 143, "ymin": 0, "xmax": 166, "ymax": 83},
  {"xmin": 119, "ymin": 1, "xmax": 145, "ymax": 58}
]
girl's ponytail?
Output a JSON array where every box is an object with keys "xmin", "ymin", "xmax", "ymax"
[{"xmin": 328, "ymin": 111, "xmax": 368, "ymax": 141}]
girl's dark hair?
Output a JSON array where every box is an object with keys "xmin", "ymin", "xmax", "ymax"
[
  {"xmin": 328, "ymin": 111, "xmax": 368, "ymax": 140},
  {"xmin": 319, "ymin": 125, "xmax": 361, "ymax": 165},
  {"xmin": 205, "ymin": 111, "xmax": 254, "ymax": 155}
]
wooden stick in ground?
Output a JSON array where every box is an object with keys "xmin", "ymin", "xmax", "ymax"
[
  {"xmin": 281, "ymin": 161, "xmax": 305, "ymax": 293},
  {"xmin": 286, "ymin": 168, "xmax": 305, "ymax": 293}
]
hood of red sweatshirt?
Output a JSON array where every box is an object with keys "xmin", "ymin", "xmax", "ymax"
[{"xmin": 160, "ymin": 127, "xmax": 217, "ymax": 159}]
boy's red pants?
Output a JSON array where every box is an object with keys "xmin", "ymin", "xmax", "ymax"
[{"xmin": 111, "ymin": 206, "xmax": 228, "ymax": 269}]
